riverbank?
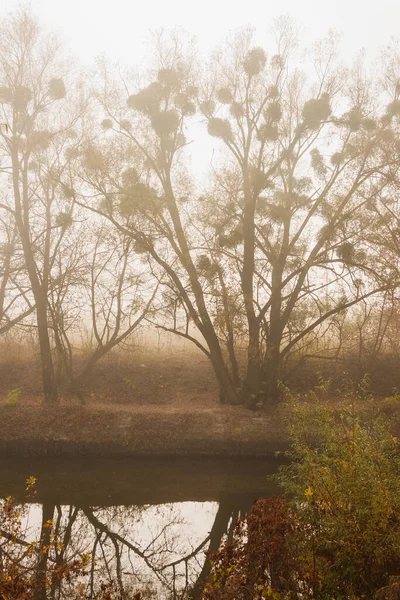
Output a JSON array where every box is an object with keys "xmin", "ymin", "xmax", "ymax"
[
  {"xmin": 2, "ymin": 346, "xmax": 399, "ymax": 458},
  {"xmin": 0, "ymin": 401, "xmax": 291, "ymax": 457},
  {"xmin": 0, "ymin": 346, "xmax": 292, "ymax": 457}
]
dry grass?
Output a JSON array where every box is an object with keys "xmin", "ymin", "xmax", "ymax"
[
  {"xmin": 0, "ymin": 400, "xmax": 290, "ymax": 456},
  {"xmin": 0, "ymin": 343, "xmax": 289, "ymax": 456},
  {"xmin": 1, "ymin": 341, "xmax": 400, "ymax": 457}
]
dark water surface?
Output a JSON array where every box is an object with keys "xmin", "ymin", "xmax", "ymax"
[{"xmin": 0, "ymin": 455, "xmax": 285, "ymax": 599}]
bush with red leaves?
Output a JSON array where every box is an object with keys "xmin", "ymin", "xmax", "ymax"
[{"xmin": 202, "ymin": 496, "xmax": 302, "ymax": 600}]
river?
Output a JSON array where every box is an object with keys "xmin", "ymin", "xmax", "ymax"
[{"xmin": 0, "ymin": 455, "xmax": 285, "ymax": 599}]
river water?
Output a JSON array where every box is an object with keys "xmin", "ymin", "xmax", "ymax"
[{"xmin": 0, "ymin": 455, "xmax": 285, "ymax": 599}]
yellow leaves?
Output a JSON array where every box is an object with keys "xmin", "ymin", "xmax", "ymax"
[
  {"xmin": 256, "ymin": 585, "xmax": 282, "ymax": 599},
  {"xmin": 266, "ymin": 588, "xmax": 281, "ymax": 599},
  {"xmin": 25, "ymin": 475, "xmax": 37, "ymax": 498},
  {"xmin": 25, "ymin": 476, "xmax": 37, "ymax": 491},
  {"xmin": 304, "ymin": 486, "xmax": 313, "ymax": 499},
  {"xmin": 76, "ymin": 583, "xmax": 86, "ymax": 597},
  {"xmin": 80, "ymin": 552, "xmax": 91, "ymax": 567},
  {"xmin": 43, "ymin": 519, "xmax": 53, "ymax": 529}
]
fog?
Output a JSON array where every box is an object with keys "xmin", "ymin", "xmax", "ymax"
[
  {"xmin": 1, "ymin": 0, "xmax": 399, "ymax": 62},
  {"xmin": 1, "ymin": 1, "xmax": 400, "ymax": 598}
]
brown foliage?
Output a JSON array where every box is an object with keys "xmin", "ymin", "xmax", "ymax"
[{"xmin": 202, "ymin": 497, "xmax": 299, "ymax": 600}]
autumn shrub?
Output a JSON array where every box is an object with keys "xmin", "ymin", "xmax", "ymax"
[
  {"xmin": 201, "ymin": 496, "xmax": 301, "ymax": 600},
  {"xmin": 278, "ymin": 401, "xmax": 400, "ymax": 599},
  {"xmin": 2, "ymin": 387, "xmax": 20, "ymax": 406},
  {"xmin": 0, "ymin": 478, "xmax": 92, "ymax": 599},
  {"xmin": 0, "ymin": 478, "xmax": 148, "ymax": 599},
  {"xmin": 202, "ymin": 401, "xmax": 400, "ymax": 599}
]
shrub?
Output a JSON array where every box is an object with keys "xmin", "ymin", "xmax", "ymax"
[
  {"xmin": 151, "ymin": 109, "xmax": 179, "ymax": 136},
  {"xmin": 257, "ymin": 124, "xmax": 279, "ymax": 142},
  {"xmin": 302, "ymin": 96, "xmax": 331, "ymax": 128},
  {"xmin": 2, "ymin": 388, "xmax": 20, "ymax": 406},
  {"xmin": 202, "ymin": 497, "xmax": 300, "ymax": 600},
  {"xmin": 230, "ymin": 101, "xmax": 244, "ymax": 118},
  {"xmin": 0, "ymin": 479, "xmax": 151, "ymax": 599},
  {"xmin": 13, "ymin": 86, "xmax": 32, "ymax": 111},
  {"xmin": 216, "ymin": 87, "xmax": 233, "ymax": 104},
  {"xmin": 264, "ymin": 101, "xmax": 282, "ymax": 123},
  {"xmin": 0, "ymin": 478, "xmax": 91, "ymax": 599},
  {"xmin": 157, "ymin": 68, "xmax": 180, "ymax": 88},
  {"xmin": 48, "ymin": 78, "xmax": 66, "ymax": 99},
  {"xmin": 381, "ymin": 389, "xmax": 400, "ymax": 415},
  {"xmin": 278, "ymin": 401, "xmax": 400, "ymax": 599},
  {"xmin": 199, "ymin": 100, "xmax": 215, "ymax": 117},
  {"xmin": 243, "ymin": 48, "xmax": 266, "ymax": 77},
  {"xmin": 203, "ymin": 400, "xmax": 400, "ymax": 599},
  {"xmin": 101, "ymin": 118, "xmax": 113, "ymax": 130}
]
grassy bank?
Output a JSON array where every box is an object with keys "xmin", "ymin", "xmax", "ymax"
[
  {"xmin": 2, "ymin": 345, "xmax": 400, "ymax": 458},
  {"xmin": 0, "ymin": 345, "xmax": 289, "ymax": 457},
  {"xmin": 0, "ymin": 401, "xmax": 290, "ymax": 457}
]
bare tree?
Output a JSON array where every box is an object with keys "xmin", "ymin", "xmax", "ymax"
[
  {"xmin": 195, "ymin": 27, "xmax": 400, "ymax": 404},
  {"xmin": 78, "ymin": 28, "xmax": 399, "ymax": 406},
  {"xmin": 0, "ymin": 9, "xmax": 86, "ymax": 402},
  {"xmin": 48, "ymin": 221, "xmax": 158, "ymax": 402},
  {"xmin": 0, "ymin": 215, "xmax": 34, "ymax": 335},
  {"xmin": 78, "ymin": 37, "xmax": 244, "ymax": 404},
  {"xmin": 2, "ymin": 10, "xmax": 400, "ymax": 406}
]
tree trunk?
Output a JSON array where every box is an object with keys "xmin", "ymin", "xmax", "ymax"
[
  {"xmin": 189, "ymin": 494, "xmax": 239, "ymax": 600},
  {"xmin": 262, "ymin": 261, "xmax": 285, "ymax": 407},
  {"xmin": 245, "ymin": 322, "xmax": 262, "ymax": 405},
  {"xmin": 33, "ymin": 501, "xmax": 55, "ymax": 600},
  {"xmin": 263, "ymin": 344, "xmax": 281, "ymax": 407},
  {"xmin": 36, "ymin": 299, "xmax": 58, "ymax": 404},
  {"xmin": 208, "ymin": 341, "xmax": 242, "ymax": 405},
  {"xmin": 11, "ymin": 147, "xmax": 58, "ymax": 404},
  {"xmin": 241, "ymin": 166, "xmax": 263, "ymax": 406},
  {"xmin": 217, "ymin": 267, "xmax": 241, "ymax": 387}
]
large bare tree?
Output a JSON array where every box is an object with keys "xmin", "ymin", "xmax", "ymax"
[
  {"xmin": 0, "ymin": 9, "xmax": 86, "ymax": 402},
  {"xmin": 79, "ymin": 28, "xmax": 400, "ymax": 406}
]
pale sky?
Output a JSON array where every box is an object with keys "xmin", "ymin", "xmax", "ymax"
[
  {"xmin": 1, "ymin": 0, "xmax": 398, "ymax": 177},
  {"xmin": 0, "ymin": 0, "xmax": 399, "ymax": 66}
]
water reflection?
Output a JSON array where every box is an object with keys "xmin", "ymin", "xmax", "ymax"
[{"xmin": 0, "ymin": 456, "xmax": 283, "ymax": 598}]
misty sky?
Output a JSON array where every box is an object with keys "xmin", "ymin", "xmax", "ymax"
[
  {"xmin": 1, "ymin": 0, "xmax": 399, "ymax": 66},
  {"xmin": 1, "ymin": 0, "xmax": 398, "ymax": 176}
]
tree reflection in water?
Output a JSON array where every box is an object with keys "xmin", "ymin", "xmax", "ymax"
[
  {"xmin": 0, "ymin": 457, "xmax": 281, "ymax": 598},
  {"xmin": 20, "ymin": 494, "xmax": 253, "ymax": 599}
]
